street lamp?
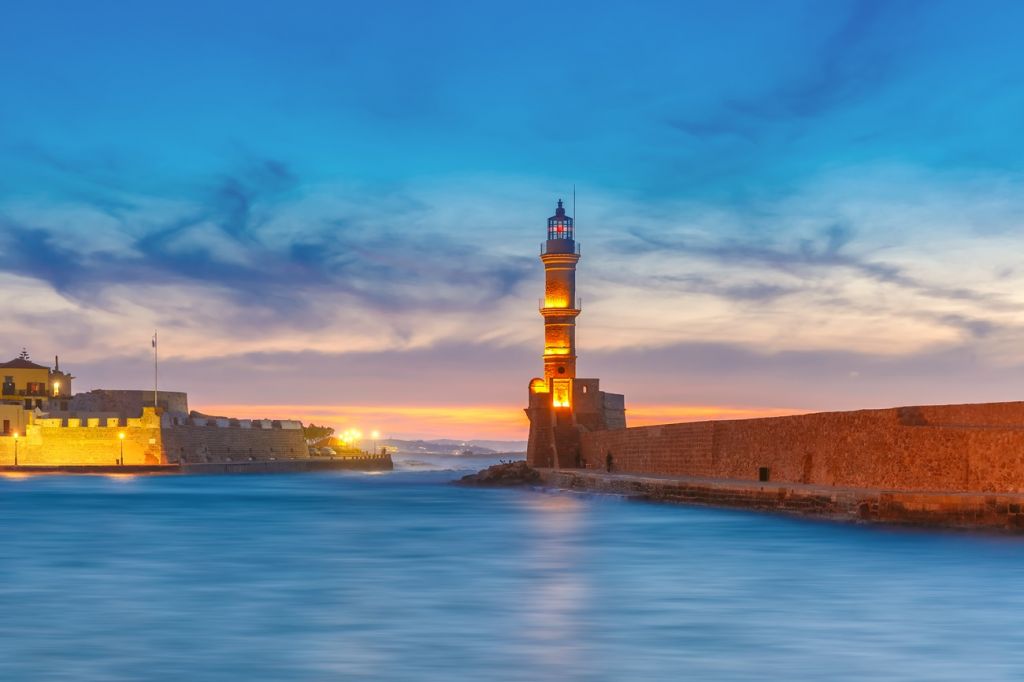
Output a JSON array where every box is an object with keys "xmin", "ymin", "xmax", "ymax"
[
  {"xmin": 118, "ymin": 432, "xmax": 125, "ymax": 466},
  {"xmin": 371, "ymin": 430, "xmax": 380, "ymax": 456},
  {"xmin": 12, "ymin": 431, "xmax": 18, "ymax": 467}
]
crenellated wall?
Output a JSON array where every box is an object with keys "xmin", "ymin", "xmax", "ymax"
[
  {"xmin": 0, "ymin": 409, "xmax": 310, "ymax": 467},
  {"xmin": 579, "ymin": 402, "xmax": 1024, "ymax": 494},
  {"xmin": 162, "ymin": 417, "xmax": 307, "ymax": 464},
  {"xmin": 0, "ymin": 408, "xmax": 165, "ymax": 466}
]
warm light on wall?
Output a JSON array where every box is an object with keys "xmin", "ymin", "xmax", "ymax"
[
  {"xmin": 544, "ymin": 346, "xmax": 571, "ymax": 356},
  {"xmin": 529, "ymin": 378, "xmax": 549, "ymax": 394},
  {"xmin": 544, "ymin": 297, "xmax": 568, "ymax": 308},
  {"xmin": 53, "ymin": 381, "xmax": 60, "ymax": 397},
  {"xmin": 552, "ymin": 380, "xmax": 571, "ymax": 408}
]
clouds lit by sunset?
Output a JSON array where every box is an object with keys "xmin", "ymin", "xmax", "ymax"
[{"xmin": 5, "ymin": 1, "xmax": 1024, "ymax": 438}]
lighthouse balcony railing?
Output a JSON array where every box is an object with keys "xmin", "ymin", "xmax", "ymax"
[
  {"xmin": 540, "ymin": 242, "xmax": 581, "ymax": 256},
  {"xmin": 538, "ymin": 297, "xmax": 582, "ymax": 311}
]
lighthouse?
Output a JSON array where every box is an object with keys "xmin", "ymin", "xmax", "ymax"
[
  {"xmin": 540, "ymin": 199, "xmax": 580, "ymax": 386},
  {"xmin": 525, "ymin": 199, "xmax": 625, "ymax": 468}
]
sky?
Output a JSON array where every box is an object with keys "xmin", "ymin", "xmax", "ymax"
[{"xmin": 4, "ymin": 0, "xmax": 1024, "ymax": 440}]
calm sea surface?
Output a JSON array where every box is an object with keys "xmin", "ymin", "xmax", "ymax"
[{"xmin": 2, "ymin": 455, "xmax": 1024, "ymax": 681}]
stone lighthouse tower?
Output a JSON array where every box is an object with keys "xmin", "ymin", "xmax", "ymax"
[
  {"xmin": 525, "ymin": 199, "xmax": 625, "ymax": 468},
  {"xmin": 540, "ymin": 199, "xmax": 580, "ymax": 385}
]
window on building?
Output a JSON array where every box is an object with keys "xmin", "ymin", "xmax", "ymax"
[{"xmin": 552, "ymin": 379, "xmax": 571, "ymax": 408}]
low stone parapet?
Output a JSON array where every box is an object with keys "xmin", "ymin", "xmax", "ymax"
[
  {"xmin": 540, "ymin": 469, "xmax": 1024, "ymax": 531},
  {"xmin": 180, "ymin": 454, "xmax": 393, "ymax": 474}
]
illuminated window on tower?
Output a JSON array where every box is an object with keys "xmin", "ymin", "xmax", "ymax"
[{"xmin": 552, "ymin": 379, "xmax": 571, "ymax": 408}]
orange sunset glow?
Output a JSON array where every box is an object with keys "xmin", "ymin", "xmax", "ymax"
[{"xmin": 197, "ymin": 402, "xmax": 807, "ymax": 441}]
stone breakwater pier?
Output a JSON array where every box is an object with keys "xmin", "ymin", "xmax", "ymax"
[
  {"xmin": 519, "ymin": 400, "xmax": 1024, "ymax": 531},
  {"xmin": 461, "ymin": 457, "xmax": 1024, "ymax": 531},
  {"xmin": 539, "ymin": 469, "xmax": 1024, "ymax": 531}
]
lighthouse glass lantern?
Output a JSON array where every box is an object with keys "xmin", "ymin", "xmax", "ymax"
[{"xmin": 547, "ymin": 199, "xmax": 574, "ymax": 241}]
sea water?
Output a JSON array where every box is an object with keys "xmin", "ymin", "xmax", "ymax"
[{"xmin": 2, "ymin": 456, "xmax": 1024, "ymax": 681}]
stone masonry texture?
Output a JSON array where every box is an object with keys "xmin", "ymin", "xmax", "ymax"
[{"xmin": 579, "ymin": 401, "xmax": 1024, "ymax": 494}]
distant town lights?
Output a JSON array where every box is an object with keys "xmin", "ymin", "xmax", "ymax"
[{"xmin": 339, "ymin": 428, "xmax": 367, "ymax": 447}]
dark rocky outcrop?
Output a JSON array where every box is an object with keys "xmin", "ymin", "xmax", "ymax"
[{"xmin": 457, "ymin": 460, "xmax": 540, "ymax": 486}]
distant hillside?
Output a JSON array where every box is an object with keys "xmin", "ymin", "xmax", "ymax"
[{"xmin": 381, "ymin": 438, "xmax": 526, "ymax": 456}]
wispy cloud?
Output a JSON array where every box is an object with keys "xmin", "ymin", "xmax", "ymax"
[{"xmin": 5, "ymin": 1, "xmax": 1024, "ymax": 437}]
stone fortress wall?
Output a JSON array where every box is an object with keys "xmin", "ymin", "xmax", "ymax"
[
  {"xmin": 0, "ymin": 408, "xmax": 165, "ymax": 466},
  {"xmin": 162, "ymin": 414, "xmax": 307, "ymax": 464},
  {"xmin": 0, "ymin": 390, "xmax": 309, "ymax": 467},
  {"xmin": 579, "ymin": 401, "xmax": 1024, "ymax": 494},
  {"xmin": 69, "ymin": 389, "xmax": 189, "ymax": 416}
]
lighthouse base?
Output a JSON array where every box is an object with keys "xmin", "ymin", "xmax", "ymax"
[{"xmin": 525, "ymin": 377, "xmax": 625, "ymax": 468}]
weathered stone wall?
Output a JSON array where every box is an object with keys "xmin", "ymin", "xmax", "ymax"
[
  {"xmin": 527, "ymin": 377, "xmax": 626, "ymax": 468},
  {"xmin": 602, "ymin": 392, "xmax": 626, "ymax": 430},
  {"xmin": 68, "ymin": 389, "xmax": 189, "ymax": 417},
  {"xmin": 542, "ymin": 469, "xmax": 1024, "ymax": 531},
  {"xmin": 162, "ymin": 418, "xmax": 308, "ymax": 464},
  {"xmin": 579, "ymin": 402, "xmax": 1024, "ymax": 494},
  {"xmin": 181, "ymin": 453, "xmax": 392, "ymax": 474}
]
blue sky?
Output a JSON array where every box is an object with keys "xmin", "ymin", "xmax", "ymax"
[{"xmin": 4, "ymin": 1, "xmax": 1024, "ymax": 438}]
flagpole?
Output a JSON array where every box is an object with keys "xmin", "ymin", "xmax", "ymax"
[{"xmin": 153, "ymin": 330, "xmax": 158, "ymax": 410}]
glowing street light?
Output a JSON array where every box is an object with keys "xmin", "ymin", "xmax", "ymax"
[
  {"xmin": 118, "ymin": 432, "xmax": 126, "ymax": 466},
  {"xmin": 52, "ymin": 381, "xmax": 60, "ymax": 397}
]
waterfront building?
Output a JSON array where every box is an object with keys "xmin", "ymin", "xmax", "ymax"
[{"xmin": 0, "ymin": 349, "xmax": 73, "ymax": 434}]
